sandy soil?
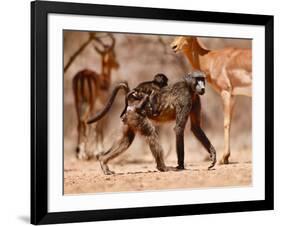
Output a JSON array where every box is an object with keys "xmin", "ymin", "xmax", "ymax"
[{"xmin": 64, "ymin": 151, "xmax": 252, "ymax": 194}]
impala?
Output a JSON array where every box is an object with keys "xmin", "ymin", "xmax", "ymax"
[
  {"xmin": 73, "ymin": 34, "xmax": 119, "ymax": 160},
  {"xmin": 171, "ymin": 36, "xmax": 252, "ymax": 164}
]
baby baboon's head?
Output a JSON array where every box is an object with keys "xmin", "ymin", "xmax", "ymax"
[{"xmin": 154, "ymin": 73, "xmax": 168, "ymax": 88}]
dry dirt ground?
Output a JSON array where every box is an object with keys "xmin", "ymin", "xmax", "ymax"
[{"xmin": 64, "ymin": 150, "xmax": 252, "ymax": 194}]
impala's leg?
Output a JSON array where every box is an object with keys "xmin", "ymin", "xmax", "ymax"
[
  {"xmin": 76, "ymin": 121, "xmax": 89, "ymax": 160},
  {"xmin": 97, "ymin": 124, "xmax": 135, "ymax": 175},
  {"xmin": 220, "ymin": 91, "xmax": 236, "ymax": 164},
  {"xmin": 76, "ymin": 104, "xmax": 92, "ymax": 160}
]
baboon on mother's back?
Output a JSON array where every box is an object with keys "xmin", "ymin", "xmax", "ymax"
[{"xmin": 120, "ymin": 73, "xmax": 169, "ymax": 117}]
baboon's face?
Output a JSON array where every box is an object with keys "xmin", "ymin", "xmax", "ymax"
[
  {"xmin": 171, "ymin": 36, "xmax": 193, "ymax": 53},
  {"xmin": 194, "ymin": 77, "xmax": 205, "ymax": 95},
  {"xmin": 185, "ymin": 71, "xmax": 206, "ymax": 95}
]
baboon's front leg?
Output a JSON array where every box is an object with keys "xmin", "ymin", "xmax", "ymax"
[
  {"xmin": 174, "ymin": 105, "xmax": 191, "ymax": 170},
  {"xmin": 98, "ymin": 124, "xmax": 135, "ymax": 175},
  {"xmin": 190, "ymin": 97, "xmax": 216, "ymax": 169},
  {"xmin": 191, "ymin": 125, "xmax": 217, "ymax": 169}
]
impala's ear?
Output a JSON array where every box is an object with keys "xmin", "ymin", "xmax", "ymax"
[{"xmin": 196, "ymin": 38, "xmax": 209, "ymax": 50}]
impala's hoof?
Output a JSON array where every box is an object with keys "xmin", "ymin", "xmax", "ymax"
[{"xmin": 219, "ymin": 157, "xmax": 230, "ymax": 165}]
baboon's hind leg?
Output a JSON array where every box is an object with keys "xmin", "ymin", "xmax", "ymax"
[
  {"xmin": 97, "ymin": 125, "xmax": 135, "ymax": 175},
  {"xmin": 137, "ymin": 117, "xmax": 173, "ymax": 172}
]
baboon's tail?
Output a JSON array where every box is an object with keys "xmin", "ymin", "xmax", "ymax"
[{"xmin": 87, "ymin": 82, "xmax": 130, "ymax": 124}]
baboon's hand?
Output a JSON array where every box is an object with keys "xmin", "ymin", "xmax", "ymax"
[
  {"xmin": 176, "ymin": 165, "xmax": 185, "ymax": 171},
  {"xmin": 207, "ymin": 146, "xmax": 216, "ymax": 170},
  {"xmin": 207, "ymin": 158, "xmax": 216, "ymax": 170}
]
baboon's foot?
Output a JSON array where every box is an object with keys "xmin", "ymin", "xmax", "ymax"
[
  {"xmin": 99, "ymin": 161, "xmax": 115, "ymax": 175},
  {"xmin": 157, "ymin": 165, "xmax": 178, "ymax": 172},
  {"xmin": 157, "ymin": 165, "xmax": 169, "ymax": 172},
  {"xmin": 157, "ymin": 166, "xmax": 178, "ymax": 172},
  {"xmin": 104, "ymin": 169, "xmax": 115, "ymax": 175},
  {"xmin": 165, "ymin": 166, "xmax": 179, "ymax": 171},
  {"xmin": 219, "ymin": 154, "xmax": 230, "ymax": 165}
]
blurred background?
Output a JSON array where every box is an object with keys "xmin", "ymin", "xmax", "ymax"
[{"xmin": 64, "ymin": 31, "xmax": 252, "ymax": 164}]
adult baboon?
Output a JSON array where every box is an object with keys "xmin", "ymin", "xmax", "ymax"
[{"xmin": 88, "ymin": 71, "xmax": 216, "ymax": 175}]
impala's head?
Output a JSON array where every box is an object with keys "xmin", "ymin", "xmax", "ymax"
[
  {"xmin": 171, "ymin": 36, "xmax": 195, "ymax": 53},
  {"xmin": 184, "ymin": 70, "xmax": 206, "ymax": 95},
  {"xmin": 94, "ymin": 34, "xmax": 119, "ymax": 70}
]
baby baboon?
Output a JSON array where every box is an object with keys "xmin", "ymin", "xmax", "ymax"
[
  {"xmin": 120, "ymin": 73, "xmax": 168, "ymax": 118},
  {"xmin": 88, "ymin": 71, "xmax": 216, "ymax": 175}
]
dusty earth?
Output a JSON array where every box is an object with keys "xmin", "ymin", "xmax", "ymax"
[{"xmin": 64, "ymin": 150, "xmax": 252, "ymax": 194}]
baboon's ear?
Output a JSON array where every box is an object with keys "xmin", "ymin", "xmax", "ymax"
[{"xmin": 184, "ymin": 73, "xmax": 195, "ymax": 87}]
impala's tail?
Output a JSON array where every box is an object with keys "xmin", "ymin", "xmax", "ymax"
[{"xmin": 87, "ymin": 82, "xmax": 130, "ymax": 124}]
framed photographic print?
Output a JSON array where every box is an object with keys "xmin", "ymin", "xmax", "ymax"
[{"xmin": 31, "ymin": 0, "xmax": 274, "ymax": 224}]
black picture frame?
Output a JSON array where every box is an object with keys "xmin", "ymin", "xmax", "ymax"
[{"xmin": 31, "ymin": 0, "xmax": 274, "ymax": 224}]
